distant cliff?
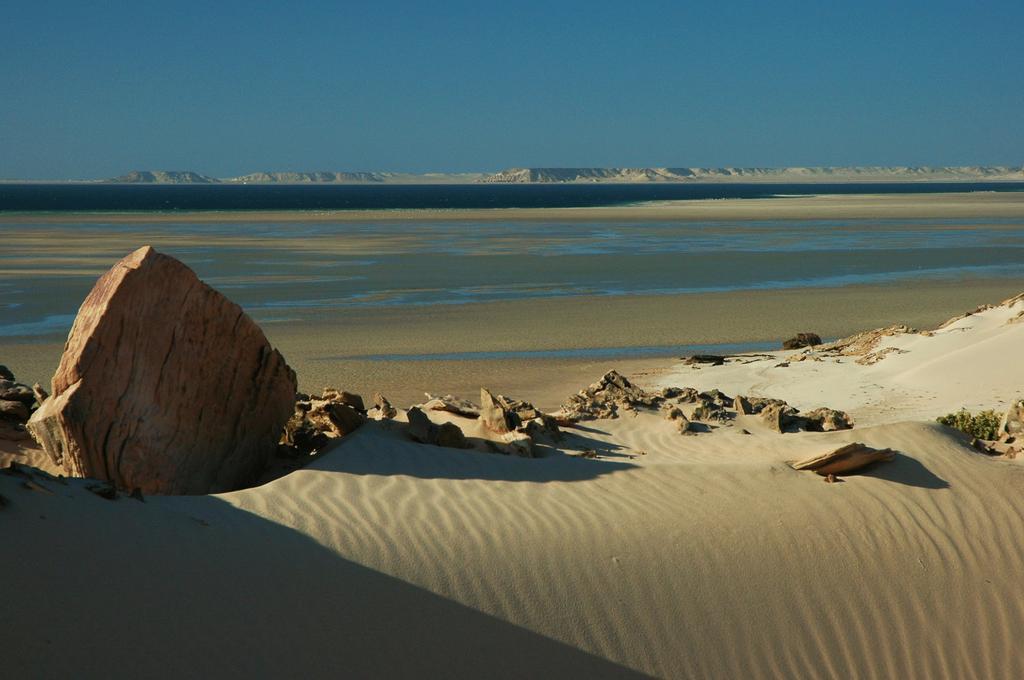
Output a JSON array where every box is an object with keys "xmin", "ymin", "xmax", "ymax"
[
  {"xmin": 103, "ymin": 170, "xmax": 484, "ymax": 184},
  {"xmin": 228, "ymin": 171, "xmax": 389, "ymax": 184},
  {"xmin": 108, "ymin": 170, "xmax": 220, "ymax": 184},
  {"xmin": 101, "ymin": 166, "xmax": 1024, "ymax": 185},
  {"xmin": 479, "ymin": 166, "xmax": 1024, "ymax": 183}
]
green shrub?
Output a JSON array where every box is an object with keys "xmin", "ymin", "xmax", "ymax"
[{"xmin": 936, "ymin": 409, "xmax": 1002, "ymax": 440}]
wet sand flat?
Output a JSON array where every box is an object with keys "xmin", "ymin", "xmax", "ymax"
[{"xmin": 6, "ymin": 278, "xmax": 1023, "ymax": 408}]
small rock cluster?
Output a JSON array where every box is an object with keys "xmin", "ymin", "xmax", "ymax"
[
  {"xmin": 559, "ymin": 370, "xmax": 663, "ymax": 421},
  {"xmin": 971, "ymin": 399, "xmax": 1024, "ymax": 458},
  {"xmin": 0, "ymin": 365, "xmax": 47, "ymax": 443},
  {"xmin": 662, "ymin": 387, "xmax": 853, "ymax": 434},
  {"xmin": 558, "ymin": 371, "xmax": 853, "ymax": 436},
  {"xmin": 407, "ymin": 388, "xmax": 561, "ymax": 457},
  {"xmin": 279, "ymin": 388, "xmax": 367, "ymax": 458}
]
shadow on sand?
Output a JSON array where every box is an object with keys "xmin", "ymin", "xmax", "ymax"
[
  {"xmin": 306, "ymin": 420, "xmax": 638, "ymax": 482},
  {"xmin": 859, "ymin": 452, "xmax": 951, "ymax": 489},
  {"xmin": 1, "ymin": 473, "xmax": 643, "ymax": 679}
]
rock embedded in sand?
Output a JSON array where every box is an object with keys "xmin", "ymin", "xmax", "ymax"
[
  {"xmin": 664, "ymin": 406, "xmax": 692, "ymax": 434},
  {"xmin": 480, "ymin": 388, "xmax": 515, "ymax": 433},
  {"xmin": 371, "ymin": 392, "xmax": 397, "ymax": 420},
  {"xmin": 0, "ymin": 365, "xmax": 14, "ymax": 381},
  {"xmin": 684, "ymin": 354, "xmax": 725, "ymax": 366},
  {"xmin": 27, "ymin": 246, "xmax": 297, "ymax": 495},
  {"xmin": 791, "ymin": 442, "xmax": 895, "ymax": 476},
  {"xmin": 424, "ymin": 393, "xmax": 481, "ymax": 419},
  {"xmin": 1000, "ymin": 400, "xmax": 1024, "ymax": 439},
  {"xmin": 405, "ymin": 407, "xmax": 470, "ymax": 449},
  {"xmin": 282, "ymin": 389, "xmax": 367, "ymax": 455},
  {"xmin": 802, "ymin": 407, "xmax": 854, "ymax": 432},
  {"xmin": 782, "ymin": 332, "xmax": 823, "ymax": 350},
  {"xmin": 560, "ymin": 370, "xmax": 661, "ymax": 421},
  {"xmin": 322, "ymin": 388, "xmax": 366, "ymax": 414}
]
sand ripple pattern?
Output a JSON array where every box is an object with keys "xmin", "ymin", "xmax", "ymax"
[{"xmin": 224, "ymin": 418, "xmax": 1024, "ymax": 678}]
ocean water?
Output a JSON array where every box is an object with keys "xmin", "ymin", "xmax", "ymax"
[
  {"xmin": 2, "ymin": 181, "xmax": 1024, "ymax": 212},
  {"xmin": 2, "ymin": 183, "xmax": 1024, "ymax": 348}
]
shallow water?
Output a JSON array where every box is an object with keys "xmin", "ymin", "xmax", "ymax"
[{"xmin": 3, "ymin": 215, "xmax": 1024, "ymax": 342}]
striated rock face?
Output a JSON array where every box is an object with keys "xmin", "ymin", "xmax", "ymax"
[{"xmin": 27, "ymin": 246, "xmax": 297, "ymax": 495}]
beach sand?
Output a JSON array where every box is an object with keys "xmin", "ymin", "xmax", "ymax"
[
  {"xmin": 5, "ymin": 293, "xmax": 1024, "ymax": 678},
  {"xmin": 5, "ymin": 193, "xmax": 1024, "ymax": 677}
]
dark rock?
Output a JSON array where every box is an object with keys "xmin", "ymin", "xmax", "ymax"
[
  {"xmin": 0, "ymin": 380, "xmax": 35, "ymax": 405},
  {"xmin": 0, "ymin": 365, "xmax": 14, "ymax": 381},
  {"xmin": 782, "ymin": 332, "xmax": 823, "ymax": 350},
  {"xmin": 733, "ymin": 395, "xmax": 753, "ymax": 415},
  {"xmin": 86, "ymin": 483, "xmax": 118, "ymax": 500},
  {"xmin": 435, "ymin": 422, "xmax": 469, "ymax": 449},
  {"xmin": 684, "ymin": 354, "xmax": 725, "ymax": 366},
  {"xmin": 0, "ymin": 399, "xmax": 30, "ymax": 422},
  {"xmin": 406, "ymin": 407, "xmax": 470, "ymax": 449},
  {"xmin": 406, "ymin": 407, "xmax": 436, "ymax": 444}
]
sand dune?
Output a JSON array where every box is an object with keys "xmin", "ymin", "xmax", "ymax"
[
  {"xmin": 655, "ymin": 291, "xmax": 1024, "ymax": 425},
  {"xmin": 5, "ymin": 293, "xmax": 1024, "ymax": 677}
]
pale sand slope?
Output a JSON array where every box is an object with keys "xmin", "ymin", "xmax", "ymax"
[
  {"xmin": 6, "ymin": 296, "xmax": 1024, "ymax": 678},
  {"xmin": 651, "ymin": 292, "xmax": 1024, "ymax": 426}
]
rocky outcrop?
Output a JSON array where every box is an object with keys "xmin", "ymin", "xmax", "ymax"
[
  {"xmin": 27, "ymin": 246, "xmax": 297, "ymax": 495},
  {"xmin": 809, "ymin": 325, "xmax": 916, "ymax": 365},
  {"xmin": 802, "ymin": 407, "xmax": 854, "ymax": 432},
  {"xmin": 559, "ymin": 370, "xmax": 662, "ymax": 421},
  {"xmin": 782, "ymin": 333, "xmax": 822, "ymax": 350},
  {"xmin": 0, "ymin": 368, "xmax": 46, "ymax": 442},
  {"xmin": 281, "ymin": 388, "xmax": 366, "ymax": 457},
  {"xmin": 791, "ymin": 443, "xmax": 895, "ymax": 476}
]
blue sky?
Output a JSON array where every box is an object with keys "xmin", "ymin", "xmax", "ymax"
[{"xmin": 1, "ymin": 1, "xmax": 1022, "ymax": 178}]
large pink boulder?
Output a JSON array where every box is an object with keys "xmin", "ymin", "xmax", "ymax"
[{"xmin": 28, "ymin": 246, "xmax": 297, "ymax": 494}]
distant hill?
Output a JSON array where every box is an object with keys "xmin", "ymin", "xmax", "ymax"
[
  {"xmin": 107, "ymin": 170, "xmax": 220, "ymax": 184},
  {"xmin": 99, "ymin": 166, "xmax": 1024, "ymax": 185},
  {"xmin": 102, "ymin": 170, "xmax": 485, "ymax": 184},
  {"xmin": 228, "ymin": 171, "xmax": 389, "ymax": 184},
  {"xmin": 479, "ymin": 166, "xmax": 1024, "ymax": 183}
]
